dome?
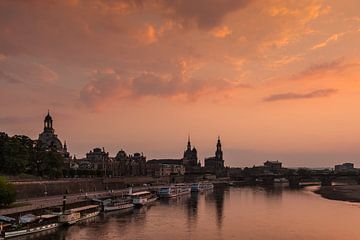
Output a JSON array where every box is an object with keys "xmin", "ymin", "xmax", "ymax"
[
  {"xmin": 49, "ymin": 138, "xmax": 63, "ymax": 150},
  {"xmin": 116, "ymin": 149, "xmax": 127, "ymax": 160}
]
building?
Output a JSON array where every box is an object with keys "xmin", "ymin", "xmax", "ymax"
[
  {"xmin": 264, "ymin": 160, "xmax": 282, "ymax": 171},
  {"xmin": 182, "ymin": 135, "xmax": 199, "ymax": 169},
  {"xmin": 146, "ymin": 159, "xmax": 185, "ymax": 177},
  {"xmin": 38, "ymin": 111, "xmax": 69, "ymax": 158},
  {"xmin": 113, "ymin": 149, "xmax": 147, "ymax": 176},
  {"xmin": 85, "ymin": 147, "xmax": 111, "ymax": 171},
  {"xmin": 335, "ymin": 163, "xmax": 357, "ymax": 173},
  {"xmin": 205, "ymin": 137, "xmax": 225, "ymax": 169}
]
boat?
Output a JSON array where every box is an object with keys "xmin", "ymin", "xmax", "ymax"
[
  {"xmin": 191, "ymin": 182, "xmax": 214, "ymax": 192},
  {"xmin": 130, "ymin": 191, "xmax": 158, "ymax": 206},
  {"xmin": 0, "ymin": 214, "xmax": 60, "ymax": 239},
  {"xmin": 59, "ymin": 204, "xmax": 100, "ymax": 225},
  {"xmin": 274, "ymin": 178, "xmax": 288, "ymax": 184},
  {"xmin": 158, "ymin": 184, "xmax": 191, "ymax": 198},
  {"xmin": 103, "ymin": 197, "xmax": 134, "ymax": 212}
]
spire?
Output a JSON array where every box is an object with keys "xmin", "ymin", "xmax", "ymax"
[
  {"xmin": 217, "ymin": 136, "xmax": 222, "ymax": 148},
  {"xmin": 216, "ymin": 136, "xmax": 223, "ymax": 160},
  {"xmin": 187, "ymin": 134, "xmax": 191, "ymax": 150}
]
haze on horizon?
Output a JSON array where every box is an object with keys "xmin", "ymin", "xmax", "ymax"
[{"xmin": 1, "ymin": 0, "xmax": 360, "ymax": 168}]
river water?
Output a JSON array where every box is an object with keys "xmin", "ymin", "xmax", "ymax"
[{"xmin": 18, "ymin": 186, "xmax": 360, "ymax": 240}]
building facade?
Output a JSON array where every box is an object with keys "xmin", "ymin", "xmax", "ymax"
[
  {"xmin": 146, "ymin": 159, "xmax": 185, "ymax": 177},
  {"xmin": 85, "ymin": 147, "xmax": 111, "ymax": 171},
  {"xmin": 113, "ymin": 150, "xmax": 147, "ymax": 176},
  {"xmin": 335, "ymin": 162, "xmax": 357, "ymax": 173},
  {"xmin": 264, "ymin": 160, "xmax": 282, "ymax": 171}
]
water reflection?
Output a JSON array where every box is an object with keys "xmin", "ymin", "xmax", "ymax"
[
  {"xmin": 187, "ymin": 192, "xmax": 199, "ymax": 221},
  {"xmin": 213, "ymin": 187, "xmax": 225, "ymax": 228},
  {"xmin": 11, "ymin": 186, "xmax": 360, "ymax": 240}
]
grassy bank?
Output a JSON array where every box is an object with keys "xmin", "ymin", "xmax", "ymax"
[
  {"xmin": 315, "ymin": 185, "xmax": 360, "ymax": 203},
  {"xmin": 0, "ymin": 202, "xmax": 30, "ymax": 210}
]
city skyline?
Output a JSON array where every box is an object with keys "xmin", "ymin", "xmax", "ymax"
[
  {"xmin": 2, "ymin": 110, "xmax": 358, "ymax": 168},
  {"xmin": 1, "ymin": 1, "xmax": 360, "ymax": 167}
]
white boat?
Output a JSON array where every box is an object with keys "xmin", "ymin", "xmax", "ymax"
[
  {"xmin": 130, "ymin": 191, "xmax": 158, "ymax": 206},
  {"xmin": 191, "ymin": 182, "xmax": 214, "ymax": 192},
  {"xmin": 158, "ymin": 184, "xmax": 191, "ymax": 198},
  {"xmin": 59, "ymin": 205, "xmax": 100, "ymax": 225},
  {"xmin": 103, "ymin": 197, "xmax": 134, "ymax": 212},
  {"xmin": 274, "ymin": 178, "xmax": 288, "ymax": 184},
  {"xmin": 1, "ymin": 214, "xmax": 60, "ymax": 239}
]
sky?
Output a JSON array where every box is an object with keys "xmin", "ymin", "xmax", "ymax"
[{"xmin": 1, "ymin": 0, "xmax": 360, "ymax": 168}]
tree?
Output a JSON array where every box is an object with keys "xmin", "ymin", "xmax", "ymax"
[
  {"xmin": 38, "ymin": 151, "xmax": 64, "ymax": 179},
  {"xmin": 1, "ymin": 137, "xmax": 29, "ymax": 174},
  {"xmin": 0, "ymin": 176, "xmax": 16, "ymax": 206},
  {"xmin": 0, "ymin": 132, "xmax": 9, "ymax": 171}
]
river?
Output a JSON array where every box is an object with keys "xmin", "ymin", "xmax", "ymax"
[{"xmin": 15, "ymin": 186, "xmax": 360, "ymax": 240}]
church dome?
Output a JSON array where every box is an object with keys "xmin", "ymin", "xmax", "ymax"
[
  {"xmin": 116, "ymin": 149, "xmax": 127, "ymax": 160},
  {"xmin": 49, "ymin": 138, "xmax": 63, "ymax": 150}
]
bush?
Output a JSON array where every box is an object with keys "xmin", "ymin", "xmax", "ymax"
[{"xmin": 0, "ymin": 176, "xmax": 16, "ymax": 206}]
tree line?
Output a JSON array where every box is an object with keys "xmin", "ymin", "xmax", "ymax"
[
  {"xmin": 0, "ymin": 132, "xmax": 64, "ymax": 178},
  {"xmin": 0, "ymin": 176, "xmax": 16, "ymax": 206}
]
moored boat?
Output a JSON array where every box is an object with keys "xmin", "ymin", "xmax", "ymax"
[
  {"xmin": 59, "ymin": 205, "xmax": 100, "ymax": 225},
  {"xmin": 191, "ymin": 182, "xmax": 214, "ymax": 192},
  {"xmin": 130, "ymin": 191, "xmax": 158, "ymax": 206},
  {"xmin": 158, "ymin": 184, "xmax": 191, "ymax": 198},
  {"xmin": 0, "ymin": 214, "xmax": 60, "ymax": 239},
  {"xmin": 103, "ymin": 197, "xmax": 134, "ymax": 212}
]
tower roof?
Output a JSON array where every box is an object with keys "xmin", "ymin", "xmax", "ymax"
[
  {"xmin": 44, "ymin": 110, "xmax": 52, "ymax": 121},
  {"xmin": 187, "ymin": 134, "xmax": 191, "ymax": 150}
]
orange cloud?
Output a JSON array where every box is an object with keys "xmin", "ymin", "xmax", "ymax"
[
  {"xmin": 311, "ymin": 33, "xmax": 345, "ymax": 50},
  {"xmin": 211, "ymin": 26, "xmax": 232, "ymax": 38},
  {"xmin": 156, "ymin": 0, "xmax": 252, "ymax": 30},
  {"xmin": 290, "ymin": 59, "xmax": 352, "ymax": 81},
  {"xmin": 79, "ymin": 59, "xmax": 250, "ymax": 108},
  {"xmin": 264, "ymin": 88, "xmax": 338, "ymax": 102},
  {"xmin": 138, "ymin": 24, "xmax": 158, "ymax": 44}
]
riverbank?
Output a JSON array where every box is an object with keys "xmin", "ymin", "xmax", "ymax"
[{"xmin": 314, "ymin": 185, "xmax": 360, "ymax": 202}]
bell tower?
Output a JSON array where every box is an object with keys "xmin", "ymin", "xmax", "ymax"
[
  {"xmin": 215, "ymin": 136, "xmax": 223, "ymax": 161},
  {"xmin": 187, "ymin": 134, "xmax": 191, "ymax": 151},
  {"xmin": 44, "ymin": 110, "xmax": 54, "ymax": 133}
]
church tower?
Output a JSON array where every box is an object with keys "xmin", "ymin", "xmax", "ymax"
[
  {"xmin": 187, "ymin": 134, "xmax": 191, "ymax": 151},
  {"xmin": 183, "ymin": 135, "xmax": 198, "ymax": 168},
  {"xmin": 215, "ymin": 136, "xmax": 223, "ymax": 161},
  {"xmin": 44, "ymin": 110, "xmax": 54, "ymax": 133},
  {"xmin": 38, "ymin": 110, "xmax": 64, "ymax": 153}
]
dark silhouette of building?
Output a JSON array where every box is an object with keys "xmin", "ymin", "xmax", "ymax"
[
  {"xmin": 85, "ymin": 147, "xmax": 111, "ymax": 171},
  {"xmin": 334, "ymin": 162, "xmax": 357, "ymax": 173},
  {"xmin": 205, "ymin": 137, "xmax": 224, "ymax": 169},
  {"xmin": 38, "ymin": 111, "xmax": 69, "ymax": 158},
  {"xmin": 182, "ymin": 135, "xmax": 199, "ymax": 169},
  {"xmin": 114, "ymin": 149, "xmax": 146, "ymax": 176},
  {"xmin": 146, "ymin": 159, "xmax": 185, "ymax": 177},
  {"xmin": 264, "ymin": 160, "xmax": 282, "ymax": 171}
]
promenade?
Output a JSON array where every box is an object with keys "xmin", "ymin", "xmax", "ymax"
[{"xmin": 0, "ymin": 186, "xmax": 153, "ymax": 216}]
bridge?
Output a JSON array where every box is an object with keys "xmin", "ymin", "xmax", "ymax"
[{"xmin": 233, "ymin": 171, "xmax": 360, "ymax": 188}]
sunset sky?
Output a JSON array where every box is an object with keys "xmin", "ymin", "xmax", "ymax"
[{"xmin": 1, "ymin": 0, "xmax": 360, "ymax": 167}]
